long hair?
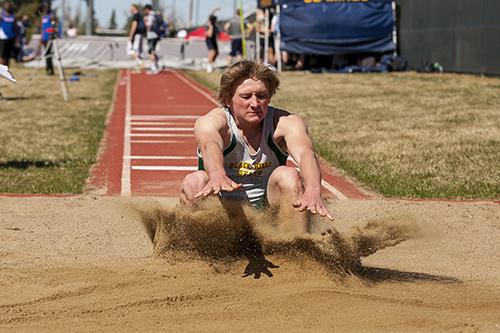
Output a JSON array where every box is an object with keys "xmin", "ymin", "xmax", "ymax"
[{"xmin": 218, "ymin": 60, "xmax": 279, "ymax": 107}]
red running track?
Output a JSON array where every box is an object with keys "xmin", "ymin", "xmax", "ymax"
[{"xmin": 90, "ymin": 69, "xmax": 372, "ymax": 199}]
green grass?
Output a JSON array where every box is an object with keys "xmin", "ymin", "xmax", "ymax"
[
  {"xmin": 0, "ymin": 65, "xmax": 117, "ymax": 194},
  {"xmin": 185, "ymin": 70, "xmax": 500, "ymax": 199}
]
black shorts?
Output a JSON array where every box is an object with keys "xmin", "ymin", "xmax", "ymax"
[
  {"xmin": 206, "ymin": 38, "xmax": 218, "ymax": 51},
  {"xmin": 229, "ymin": 38, "xmax": 242, "ymax": 57},
  {"xmin": 147, "ymin": 38, "xmax": 159, "ymax": 54},
  {"xmin": 0, "ymin": 38, "xmax": 15, "ymax": 59},
  {"xmin": 259, "ymin": 36, "xmax": 275, "ymax": 50}
]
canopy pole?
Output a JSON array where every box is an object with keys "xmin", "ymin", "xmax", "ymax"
[
  {"xmin": 264, "ymin": 8, "xmax": 269, "ymax": 64},
  {"xmin": 392, "ymin": 0, "xmax": 398, "ymax": 56},
  {"xmin": 275, "ymin": 5, "xmax": 282, "ymax": 71},
  {"xmin": 239, "ymin": 0, "xmax": 247, "ymax": 58},
  {"xmin": 256, "ymin": 29, "xmax": 260, "ymax": 62}
]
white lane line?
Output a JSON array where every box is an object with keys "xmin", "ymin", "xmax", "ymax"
[
  {"xmin": 129, "ymin": 115, "xmax": 200, "ymax": 120},
  {"xmin": 121, "ymin": 70, "xmax": 132, "ymax": 196},
  {"xmin": 131, "ymin": 127, "xmax": 194, "ymax": 131},
  {"xmin": 132, "ymin": 166, "xmax": 198, "ymax": 171},
  {"xmin": 131, "ymin": 140, "xmax": 187, "ymax": 143},
  {"xmin": 125, "ymin": 156, "xmax": 197, "ymax": 160},
  {"xmin": 321, "ymin": 179, "xmax": 348, "ymax": 200},
  {"xmin": 171, "ymin": 71, "xmax": 219, "ymax": 106},
  {"xmin": 131, "ymin": 122, "xmax": 195, "ymax": 126},
  {"xmin": 128, "ymin": 104, "xmax": 208, "ymax": 109},
  {"xmin": 287, "ymin": 157, "xmax": 348, "ymax": 199},
  {"xmin": 128, "ymin": 133, "xmax": 195, "ymax": 137}
]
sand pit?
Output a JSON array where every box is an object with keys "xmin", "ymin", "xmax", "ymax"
[{"xmin": 0, "ymin": 196, "xmax": 499, "ymax": 332}]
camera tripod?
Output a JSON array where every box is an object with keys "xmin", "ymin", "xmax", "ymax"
[{"xmin": 29, "ymin": 36, "xmax": 69, "ymax": 102}]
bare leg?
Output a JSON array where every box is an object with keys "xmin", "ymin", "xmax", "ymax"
[
  {"xmin": 267, "ymin": 166, "xmax": 333, "ymax": 236},
  {"xmin": 180, "ymin": 171, "xmax": 209, "ymax": 206},
  {"xmin": 268, "ymin": 48, "xmax": 276, "ymax": 65},
  {"xmin": 267, "ymin": 166, "xmax": 308, "ymax": 235},
  {"xmin": 282, "ymin": 51, "xmax": 289, "ymax": 65},
  {"xmin": 207, "ymin": 49, "xmax": 218, "ymax": 72},
  {"xmin": 150, "ymin": 52, "xmax": 158, "ymax": 71}
]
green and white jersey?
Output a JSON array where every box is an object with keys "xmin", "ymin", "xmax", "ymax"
[{"xmin": 198, "ymin": 106, "xmax": 288, "ymax": 207}]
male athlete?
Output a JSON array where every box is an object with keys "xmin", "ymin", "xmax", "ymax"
[
  {"xmin": 127, "ymin": 4, "xmax": 145, "ymax": 72},
  {"xmin": 180, "ymin": 60, "xmax": 334, "ymax": 235},
  {"xmin": 143, "ymin": 4, "xmax": 161, "ymax": 74}
]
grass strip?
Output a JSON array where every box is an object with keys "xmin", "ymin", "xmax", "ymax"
[{"xmin": 0, "ymin": 66, "xmax": 117, "ymax": 194}]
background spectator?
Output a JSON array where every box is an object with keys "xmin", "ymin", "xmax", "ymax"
[
  {"xmin": 0, "ymin": 1, "xmax": 17, "ymax": 67},
  {"xmin": 40, "ymin": 4, "xmax": 54, "ymax": 75},
  {"xmin": 143, "ymin": 4, "xmax": 160, "ymax": 74},
  {"xmin": 205, "ymin": 14, "xmax": 218, "ymax": 73},
  {"xmin": 224, "ymin": 9, "xmax": 243, "ymax": 64},
  {"xmin": 16, "ymin": 14, "xmax": 29, "ymax": 62},
  {"xmin": 127, "ymin": 4, "xmax": 146, "ymax": 72}
]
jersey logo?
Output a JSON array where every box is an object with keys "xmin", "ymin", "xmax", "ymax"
[{"xmin": 229, "ymin": 161, "xmax": 272, "ymax": 176}]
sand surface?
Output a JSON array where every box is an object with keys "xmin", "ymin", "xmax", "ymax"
[{"xmin": 1, "ymin": 196, "xmax": 499, "ymax": 332}]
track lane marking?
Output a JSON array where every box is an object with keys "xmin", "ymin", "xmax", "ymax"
[
  {"xmin": 131, "ymin": 122, "xmax": 195, "ymax": 126},
  {"xmin": 129, "ymin": 115, "xmax": 200, "ymax": 120},
  {"xmin": 121, "ymin": 70, "xmax": 132, "ymax": 196},
  {"xmin": 131, "ymin": 127, "xmax": 194, "ymax": 131},
  {"xmin": 132, "ymin": 166, "xmax": 198, "ymax": 171},
  {"xmin": 128, "ymin": 133, "xmax": 195, "ymax": 137},
  {"xmin": 287, "ymin": 157, "xmax": 347, "ymax": 200},
  {"xmin": 125, "ymin": 156, "xmax": 197, "ymax": 160},
  {"xmin": 172, "ymin": 71, "xmax": 220, "ymax": 105},
  {"xmin": 131, "ymin": 140, "xmax": 187, "ymax": 143}
]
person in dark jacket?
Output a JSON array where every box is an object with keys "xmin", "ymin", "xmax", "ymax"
[
  {"xmin": 127, "ymin": 4, "xmax": 146, "ymax": 72},
  {"xmin": 40, "ymin": 5, "xmax": 54, "ymax": 75},
  {"xmin": 205, "ymin": 14, "xmax": 218, "ymax": 72}
]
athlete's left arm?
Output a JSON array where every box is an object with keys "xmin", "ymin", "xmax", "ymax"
[{"xmin": 276, "ymin": 114, "xmax": 334, "ymax": 220}]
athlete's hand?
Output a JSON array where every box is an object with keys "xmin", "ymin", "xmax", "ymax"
[
  {"xmin": 293, "ymin": 188, "xmax": 334, "ymax": 221},
  {"xmin": 195, "ymin": 172, "xmax": 242, "ymax": 198}
]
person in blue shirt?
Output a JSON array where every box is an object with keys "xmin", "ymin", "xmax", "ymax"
[{"xmin": 0, "ymin": 1, "xmax": 17, "ymax": 66}]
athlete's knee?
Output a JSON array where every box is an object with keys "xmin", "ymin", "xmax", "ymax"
[
  {"xmin": 270, "ymin": 166, "xmax": 302, "ymax": 192},
  {"xmin": 180, "ymin": 171, "xmax": 209, "ymax": 204}
]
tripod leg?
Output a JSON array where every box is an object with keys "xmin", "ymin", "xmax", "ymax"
[
  {"xmin": 53, "ymin": 39, "xmax": 69, "ymax": 102},
  {"xmin": 28, "ymin": 41, "xmax": 49, "ymax": 81},
  {"xmin": 45, "ymin": 40, "xmax": 54, "ymax": 75}
]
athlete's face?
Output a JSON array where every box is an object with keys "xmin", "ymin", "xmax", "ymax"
[{"xmin": 230, "ymin": 78, "xmax": 270, "ymax": 125}]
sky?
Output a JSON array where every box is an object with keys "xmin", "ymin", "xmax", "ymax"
[{"xmin": 54, "ymin": 0, "xmax": 257, "ymax": 29}]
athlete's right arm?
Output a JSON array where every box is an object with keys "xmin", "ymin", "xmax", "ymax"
[{"xmin": 194, "ymin": 109, "xmax": 242, "ymax": 198}]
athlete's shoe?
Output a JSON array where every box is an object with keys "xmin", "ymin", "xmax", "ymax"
[{"xmin": 147, "ymin": 68, "xmax": 161, "ymax": 75}]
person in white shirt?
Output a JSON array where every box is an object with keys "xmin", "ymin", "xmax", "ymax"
[{"xmin": 143, "ymin": 4, "xmax": 161, "ymax": 74}]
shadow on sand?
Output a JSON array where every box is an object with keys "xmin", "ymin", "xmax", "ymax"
[
  {"xmin": 240, "ymin": 245, "xmax": 459, "ymax": 283},
  {"xmin": 353, "ymin": 265, "xmax": 460, "ymax": 284},
  {"xmin": 0, "ymin": 96, "xmax": 30, "ymax": 101},
  {"xmin": 0, "ymin": 160, "xmax": 63, "ymax": 170}
]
